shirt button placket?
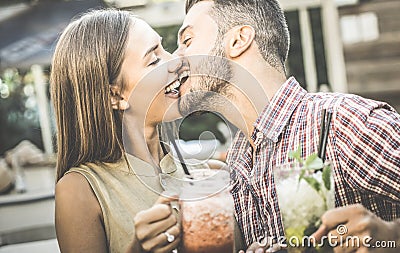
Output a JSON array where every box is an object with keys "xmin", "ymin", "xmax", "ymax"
[
  {"xmin": 251, "ymin": 131, "xmax": 264, "ymax": 178},
  {"xmin": 254, "ymin": 132, "xmax": 264, "ymax": 146}
]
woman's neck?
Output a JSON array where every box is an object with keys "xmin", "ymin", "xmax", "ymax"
[
  {"xmin": 123, "ymin": 117, "xmax": 163, "ymax": 168},
  {"xmin": 144, "ymin": 124, "xmax": 163, "ymax": 164}
]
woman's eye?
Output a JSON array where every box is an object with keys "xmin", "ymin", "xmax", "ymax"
[{"xmin": 149, "ymin": 57, "xmax": 161, "ymax": 66}]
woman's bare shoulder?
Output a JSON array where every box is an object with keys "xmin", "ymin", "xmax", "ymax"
[
  {"xmin": 55, "ymin": 172, "xmax": 101, "ymax": 214},
  {"xmin": 55, "ymin": 172, "xmax": 108, "ymax": 252}
]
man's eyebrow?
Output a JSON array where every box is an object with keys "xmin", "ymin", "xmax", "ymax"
[
  {"xmin": 143, "ymin": 44, "xmax": 159, "ymax": 59},
  {"xmin": 178, "ymin": 25, "xmax": 193, "ymax": 41}
]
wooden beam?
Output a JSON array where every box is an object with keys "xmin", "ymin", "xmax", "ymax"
[
  {"xmin": 32, "ymin": 65, "xmax": 53, "ymax": 155},
  {"xmin": 299, "ymin": 7, "xmax": 318, "ymax": 92},
  {"xmin": 322, "ymin": 0, "xmax": 348, "ymax": 92},
  {"xmin": 280, "ymin": 0, "xmax": 322, "ymax": 11}
]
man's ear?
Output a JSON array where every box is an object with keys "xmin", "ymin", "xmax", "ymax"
[
  {"xmin": 110, "ymin": 84, "xmax": 129, "ymax": 110},
  {"xmin": 227, "ymin": 25, "xmax": 255, "ymax": 58}
]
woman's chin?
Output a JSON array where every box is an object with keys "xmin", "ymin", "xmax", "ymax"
[{"xmin": 159, "ymin": 101, "xmax": 182, "ymax": 123}]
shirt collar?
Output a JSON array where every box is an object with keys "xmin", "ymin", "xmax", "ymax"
[{"xmin": 253, "ymin": 77, "xmax": 307, "ymax": 142}]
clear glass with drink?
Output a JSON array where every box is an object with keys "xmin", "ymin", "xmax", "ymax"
[
  {"xmin": 274, "ymin": 162, "xmax": 334, "ymax": 253},
  {"xmin": 179, "ymin": 169, "xmax": 234, "ymax": 253}
]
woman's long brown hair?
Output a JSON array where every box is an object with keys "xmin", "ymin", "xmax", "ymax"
[{"xmin": 50, "ymin": 9, "xmax": 133, "ymax": 181}]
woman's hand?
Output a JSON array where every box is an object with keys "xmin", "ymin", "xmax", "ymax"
[
  {"xmin": 133, "ymin": 195, "xmax": 180, "ymax": 253},
  {"xmin": 207, "ymin": 159, "xmax": 229, "ymax": 171}
]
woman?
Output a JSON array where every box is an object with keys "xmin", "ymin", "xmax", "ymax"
[{"xmin": 52, "ymin": 9, "xmax": 187, "ymax": 253}]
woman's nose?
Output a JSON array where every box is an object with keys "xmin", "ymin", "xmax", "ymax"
[
  {"xmin": 167, "ymin": 57, "xmax": 184, "ymax": 74},
  {"xmin": 172, "ymin": 47, "xmax": 182, "ymax": 57}
]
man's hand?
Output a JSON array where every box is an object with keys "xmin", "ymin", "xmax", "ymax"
[
  {"xmin": 311, "ymin": 204, "xmax": 399, "ymax": 252},
  {"xmin": 131, "ymin": 195, "xmax": 180, "ymax": 253}
]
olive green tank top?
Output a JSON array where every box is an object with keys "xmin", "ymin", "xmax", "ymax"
[{"xmin": 66, "ymin": 153, "xmax": 187, "ymax": 253}]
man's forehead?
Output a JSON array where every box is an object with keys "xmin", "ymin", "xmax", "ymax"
[
  {"xmin": 182, "ymin": 1, "xmax": 214, "ymax": 29},
  {"xmin": 187, "ymin": 0, "xmax": 214, "ymax": 13}
]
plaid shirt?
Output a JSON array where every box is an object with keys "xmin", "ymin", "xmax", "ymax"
[{"xmin": 227, "ymin": 77, "xmax": 400, "ymax": 246}]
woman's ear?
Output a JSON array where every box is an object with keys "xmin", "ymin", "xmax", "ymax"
[
  {"xmin": 110, "ymin": 85, "xmax": 130, "ymax": 110},
  {"xmin": 227, "ymin": 25, "xmax": 255, "ymax": 58}
]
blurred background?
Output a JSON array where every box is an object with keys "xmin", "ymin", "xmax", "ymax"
[{"xmin": 0, "ymin": 0, "xmax": 399, "ymax": 252}]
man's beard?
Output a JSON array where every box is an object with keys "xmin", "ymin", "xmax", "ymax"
[{"xmin": 178, "ymin": 36, "xmax": 233, "ymax": 117}]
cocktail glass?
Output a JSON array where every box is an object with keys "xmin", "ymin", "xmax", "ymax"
[
  {"xmin": 274, "ymin": 162, "xmax": 334, "ymax": 253},
  {"xmin": 179, "ymin": 169, "xmax": 234, "ymax": 253}
]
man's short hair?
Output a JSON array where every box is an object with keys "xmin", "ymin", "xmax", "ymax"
[{"xmin": 186, "ymin": 0, "xmax": 290, "ymax": 73}]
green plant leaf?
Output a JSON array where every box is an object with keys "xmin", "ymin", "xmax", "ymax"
[
  {"xmin": 322, "ymin": 165, "xmax": 332, "ymax": 190},
  {"xmin": 299, "ymin": 169, "xmax": 306, "ymax": 183},
  {"xmin": 297, "ymin": 169, "xmax": 306, "ymax": 191},
  {"xmin": 303, "ymin": 176, "xmax": 321, "ymax": 193},
  {"xmin": 305, "ymin": 153, "xmax": 317, "ymax": 166},
  {"xmin": 289, "ymin": 145, "xmax": 302, "ymax": 163},
  {"xmin": 305, "ymin": 155, "xmax": 324, "ymax": 170}
]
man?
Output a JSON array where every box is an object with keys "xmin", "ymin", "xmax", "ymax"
[{"xmin": 173, "ymin": 0, "xmax": 400, "ymax": 252}]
